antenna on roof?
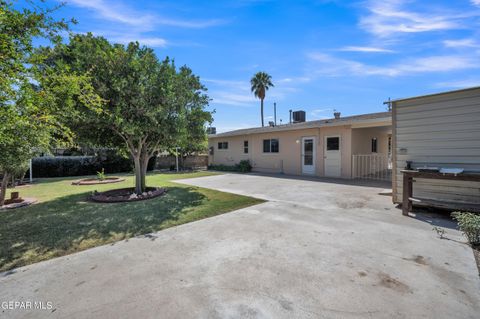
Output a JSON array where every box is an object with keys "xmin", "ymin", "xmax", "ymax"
[
  {"xmin": 274, "ymin": 102, "xmax": 277, "ymax": 126},
  {"xmin": 383, "ymin": 97, "xmax": 392, "ymax": 111}
]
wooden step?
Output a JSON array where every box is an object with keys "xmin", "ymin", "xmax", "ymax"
[{"xmin": 409, "ymin": 197, "xmax": 480, "ymax": 212}]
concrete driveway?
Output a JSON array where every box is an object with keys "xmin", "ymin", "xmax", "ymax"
[{"xmin": 1, "ymin": 173, "xmax": 479, "ymax": 318}]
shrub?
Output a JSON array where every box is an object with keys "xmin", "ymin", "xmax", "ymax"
[
  {"xmin": 452, "ymin": 212, "xmax": 480, "ymax": 245},
  {"xmin": 208, "ymin": 160, "xmax": 252, "ymax": 173},
  {"xmin": 208, "ymin": 164, "xmax": 237, "ymax": 172},
  {"xmin": 32, "ymin": 152, "xmax": 133, "ymax": 178},
  {"xmin": 96, "ymin": 168, "xmax": 106, "ymax": 181},
  {"xmin": 236, "ymin": 160, "xmax": 252, "ymax": 173}
]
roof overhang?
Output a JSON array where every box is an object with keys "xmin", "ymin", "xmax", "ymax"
[
  {"xmin": 350, "ymin": 119, "xmax": 391, "ymax": 129},
  {"xmin": 386, "ymin": 86, "xmax": 480, "ymax": 104},
  {"xmin": 209, "ymin": 116, "xmax": 392, "ymax": 138}
]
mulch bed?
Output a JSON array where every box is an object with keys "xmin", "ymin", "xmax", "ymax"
[
  {"xmin": 72, "ymin": 177, "xmax": 125, "ymax": 185},
  {"xmin": 0, "ymin": 197, "xmax": 37, "ymax": 210},
  {"xmin": 90, "ymin": 187, "xmax": 166, "ymax": 203}
]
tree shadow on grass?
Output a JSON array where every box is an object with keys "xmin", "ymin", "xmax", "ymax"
[{"xmin": 0, "ymin": 186, "xmax": 205, "ymax": 273}]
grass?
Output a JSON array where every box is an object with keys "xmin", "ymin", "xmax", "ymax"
[{"xmin": 0, "ymin": 171, "xmax": 264, "ymax": 272}]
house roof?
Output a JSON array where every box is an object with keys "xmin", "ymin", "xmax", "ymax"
[
  {"xmin": 387, "ymin": 86, "xmax": 480, "ymax": 103},
  {"xmin": 209, "ymin": 111, "xmax": 391, "ymax": 138}
]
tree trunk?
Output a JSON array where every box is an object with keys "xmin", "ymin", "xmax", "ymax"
[
  {"xmin": 261, "ymin": 98, "xmax": 264, "ymax": 127},
  {"xmin": 133, "ymin": 155, "xmax": 143, "ymax": 195},
  {"xmin": 0, "ymin": 172, "xmax": 10, "ymax": 207},
  {"xmin": 140, "ymin": 154, "xmax": 150, "ymax": 192}
]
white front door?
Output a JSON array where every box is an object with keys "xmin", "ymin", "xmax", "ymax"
[
  {"xmin": 302, "ymin": 137, "xmax": 316, "ymax": 175},
  {"xmin": 324, "ymin": 136, "xmax": 341, "ymax": 177}
]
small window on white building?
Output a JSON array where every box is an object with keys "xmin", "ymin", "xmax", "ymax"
[
  {"xmin": 263, "ymin": 139, "xmax": 279, "ymax": 153},
  {"xmin": 371, "ymin": 138, "xmax": 378, "ymax": 153},
  {"xmin": 244, "ymin": 141, "xmax": 248, "ymax": 154},
  {"xmin": 218, "ymin": 142, "xmax": 228, "ymax": 150}
]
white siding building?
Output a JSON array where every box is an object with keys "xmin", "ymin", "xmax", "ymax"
[{"xmin": 392, "ymin": 86, "xmax": 480, "ymax": 206}]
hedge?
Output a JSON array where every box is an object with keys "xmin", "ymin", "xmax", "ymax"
[
  {"xmin": 208, "ymin": 160, "xmax": 252, "ymax": 173},
  {"xmin": 31, "ymin": 153, "xmax": 133, "ymax": 178}
]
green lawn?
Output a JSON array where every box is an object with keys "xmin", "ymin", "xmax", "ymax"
[{"xmin": 0, "ymin": 171, "xmax": 264, "ymax": 272}]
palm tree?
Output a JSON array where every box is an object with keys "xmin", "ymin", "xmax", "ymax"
[{"xmin": 250, "ymin": 72, "xmax": 274, "ymax": 127}]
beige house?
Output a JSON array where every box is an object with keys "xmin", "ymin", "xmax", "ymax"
[
  {"xmin": 208, "ymin": 112, "xmax": 392, "ymax": 180},
  {"xmin": 391, "ymin": 86, "xmax": 480, "ymax": 205}
]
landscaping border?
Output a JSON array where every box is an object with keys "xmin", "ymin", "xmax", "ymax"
[
  {"xmin": 72, "ymin": 177, "xmax": 125, "ymax": 185},
  {"xmin": 90, "ymin": 187, "xmax": 166, "ymax": 203}
]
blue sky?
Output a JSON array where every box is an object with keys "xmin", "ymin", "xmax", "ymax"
[{"xmin": 42, "ymin": 0, "xmax": 480, "ymax": 132}]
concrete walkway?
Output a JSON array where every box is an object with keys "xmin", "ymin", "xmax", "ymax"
[{"xmin": 1, "ymin": 173, "xmax": 479, "ymax": 318}]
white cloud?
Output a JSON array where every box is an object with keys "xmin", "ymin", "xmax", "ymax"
[
  {"xmin": 214, "ymin": 123, "xmax": 256, "ymax": 133},
  {"xmin": 108, "ymin": 35, "xmax": 168, "ymax": 47},
  {"xmin": 435, "ymin": 79, "xmax": 480, "ymax": 89},
  {"xmin": 338, "ymin": 46, "xmax": 394, "ymax": 53},
  {"xmin": 310, "ymin": 108, "xmax": 333, "ymax": 119},
  {"xmin": 203, "ymin": 79, "xmax": 255, "ymax": 107},
  {"xmin": 277, "ymin": 76, "xmax": 311, "ymax": 83},
  {"xmin": 67, "ymin": 0, "xmax": 226, "ymax": 29},
  {"xmin": 360, "ymin": 0, "xmax": 466, "ymax": 38},
  {"xmin": 308, "ymin": 52, "xmax": 480, "ymax": 77},
  {"xmin": 205, "ymin": 78, "xmax": 299, "ymax": 107},
  {"xmin": 443, "ymin": 38, "xmax": 479, "ymax": 48},
  {"xmin": 472, "ymin": 0, "xmax": 480, "ymax": 7},
  {"xmin": 68, "ymin": 0, "xmax": 155, "ymax": 28}
]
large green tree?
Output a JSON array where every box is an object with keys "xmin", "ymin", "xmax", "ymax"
[
  {"xmin": 0, "ymin": 1, "xmax": 94, "ymax": 206},
  {"xmin": 44, "ymin": 34, "xmax": 212, "ymax": 194},
  {"xmin": 250, "ymin": 72, "xmax": 274, "ymax": 127}
]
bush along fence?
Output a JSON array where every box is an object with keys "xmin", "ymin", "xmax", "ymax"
[
  {"xmin": 208, "ymin": 160, "xmax": 252, "ymax": 173},
  {"xmin": 154, "ymin": 155, "xmax": 208, "ymax": 171},
  {"xmin": 31, "ymin": 153, "xmax": 133, "ymax": 178},
  {"xmin": 452, "ymin": 212, "xmax": 480, "ymax": 246}
]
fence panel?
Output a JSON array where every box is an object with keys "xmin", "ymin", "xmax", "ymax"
[{"xmin": 353, "ymin": 154, "xmax": 392, "ymax": 181}]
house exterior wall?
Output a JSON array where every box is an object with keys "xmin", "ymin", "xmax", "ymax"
[
  {"xmin": 392, "ymin": 88, "xmax": 480, "ymax": 204},
  {"xmin": 209, "ymin": 125, "xmax": 353, "ymax": 178},
  {"xmin": 351, "ymin": 126, "xmax": 391, "ymax": 155}
]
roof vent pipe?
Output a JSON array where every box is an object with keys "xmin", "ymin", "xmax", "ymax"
[{"xmin": 334, "ymin": 111, "xmax": 341, "ymax": 119}]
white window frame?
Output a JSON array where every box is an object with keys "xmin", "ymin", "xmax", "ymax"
[
  {"xmin": 263, "ymin": 138, "xmax": 279, "ymax": 153},
  {"xmin": 217, "ymin": 141, "xmax": 229, "ymax": 150}
]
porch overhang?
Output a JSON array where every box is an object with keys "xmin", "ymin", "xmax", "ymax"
[{"xmin": 350, "ymin": 118, "xmax": 391, "ymax": 129}]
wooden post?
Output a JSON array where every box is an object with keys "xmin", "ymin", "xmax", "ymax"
[
  {"xmin": 402, "ymin": 172, "xmax": 412, "ymax": 216},
  {"xmin": 175, "ymin": 147, "xmax": 179, "ymax": 173},
  {"xmin": 29, "ymin": 158, "xmax": 33, "ymax": 183}
]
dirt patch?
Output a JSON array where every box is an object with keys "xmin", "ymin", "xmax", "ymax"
[
  {"xmin": 403, "ymin": 255, "xmax": 428, "ymax": 266},
  {"xmin": 0, "ymin": 197, "xmax": 37, "ymax": 210},
  {"xmin": 90, "ymin": 187, "xmax": 166, "ymax": 203},
  {"xmin": 72, "ymin": 177, "xmax": 125, "ymax": 185},
  {"xmin": 378, "ymin": 272, "xmax": 411, "ymax": 294},
  {"xmin": 335, "ymin": 199, "xmax": 367, "ymax": 209},
  {"xmin": 358, "ymin": 271, "xmax": 368, "ymax": 277}
]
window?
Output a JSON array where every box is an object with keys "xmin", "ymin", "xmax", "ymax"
[
  {"xmin": 326, "ymin": 137, "xmax": 340, "ymax": 151},
  {"xmin": 243, "ymin": 141, "xmax": 249, "ymax": 154},
  {"xmin": 371, "ymin": 138, "xmax": 378, "ymax": 153},
  {"xmin": 303, "ymin": 139, "xmax": 313, "ymax": 165},
  {"xmin": 387, "ymin": 135, "xmax": 392, "ymax": 156},
  {"xmin": 218, "ymin": 142, "xmax": 228, "ymax": 150},
  {"xmin": 263, "ymin": 139, "xmax": 279, "ymax": 153}
]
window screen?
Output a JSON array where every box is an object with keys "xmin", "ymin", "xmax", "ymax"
[
  {"xmin": 244, "ymin": 140, "xmax": 248, "ymax": 154},
  {"xmin": 371, "ymin": 138, "xmax": 377, "ymax": 153},
  {"xmin": 303, "ymin": 139, "xmax": 313, "ymax": 165},
  {"xmin": 326, "ymin": 137, "xmax": 340, "ymax": 151},
  {"xmin": 270, "ymin": 139, "xmax": 279, "ymax": 153},
  {"xmin": 263, "ymin": 139, "xmax": 279, "ymax": 153},
  {"xmin": 218, "ymin": 142, "xmax": 228, "ymax": 149}
]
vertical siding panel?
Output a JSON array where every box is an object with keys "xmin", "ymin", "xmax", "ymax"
[{"xmin": 393, "ymin": 88, "xmax": 480, "ymax": 204}]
